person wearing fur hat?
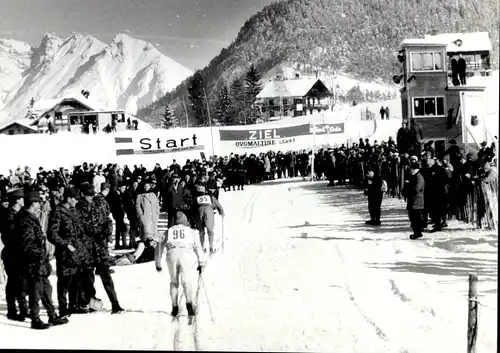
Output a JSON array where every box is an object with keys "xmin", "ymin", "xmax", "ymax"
[
  {"xmin": 193, "ymin": 184, "xmax": 225, "ymax": 253},
  {"xmin": 16, "ymin": 191, "xmax": 69, "ymax": 329},
  {"xmin": 47, "ymin": 187, "xmax": 90, "ymax": 316},
  {"xmin": 1, "ymin": 189, "xmax": 29, "ymax": 321},
  {"xmin": 164, "ymin": 211, "xmax": 206, "ymax": 318}
]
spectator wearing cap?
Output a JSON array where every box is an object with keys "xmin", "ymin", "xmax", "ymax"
[
  {"xmin": 90, "ymin": 182, "xmax": 125, "ymax": 314},
  {"xmin": 0, "ymin": 174, "xmax": 9, "ymax": 200},
  {"xmin": 1, "ymin": 189, "xmax": 29, "ymax": 321},
  {"xmin": 402, "ymin": 161, "xmax": 425, "ymax": 240},
  {"xmin": 363, "ymin": 170, "xmax": 384, "ymax": 226},
  {"xmin": 107, "ymin": 181, "xmax": 128, "ymax": 250},
  {"xmin": 74, "ymin": 184, "xmax": 102, "ymax": 310},
  {"xmin": 16, "ymin": 191, "xmax": 68, "ymax": 329},
  {"xmin": 47, "ymin": 187, "xmax": 89, "ymax": 316},
  {"xmin": 426, "ymin": 158, "xmax": 447, "ymax": 232},
  {"xmin": 163, "ymin": 172, "xmax": 194, "ymax": 228},
  {"xmin": 123, "ymin": 179, "xmax": 140, "ymax": 249},
  {"xmin": 135, "ymin": 178, "xmax": 161, "ymax": 269},
  {"xmin": 92, "ymin": 168, "xmax": 106, "ymax": 194}
]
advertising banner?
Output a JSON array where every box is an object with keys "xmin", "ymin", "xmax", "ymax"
[
  {"xmin": 219, "ymin": 124, "xmax": 311, "ymax": 149},
  {"xmin": 310, "ymin": 123, "xmax": 345, "ymax": 135},
  {"xmin": 114, "ymin": 129, "xmax": 208, "ymax": 156}
]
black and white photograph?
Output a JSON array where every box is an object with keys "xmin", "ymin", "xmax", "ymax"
[{"xmin": 0, "ymin": 0, "xmax": 498, "ymax": 351}]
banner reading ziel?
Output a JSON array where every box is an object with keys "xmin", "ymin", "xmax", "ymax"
[{"xmin": 219, "ymin": 124, "xmax": 311, "ymax": 148}]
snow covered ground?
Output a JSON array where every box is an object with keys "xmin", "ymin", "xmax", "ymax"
[{"xmin": 0, "ymin": 179, "xmax": 497, "ymax": 352}]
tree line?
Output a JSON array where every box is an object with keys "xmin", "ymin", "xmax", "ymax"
[{"xmin": 162, "ymin": 64, "xmax": 263, "ymax": 129}]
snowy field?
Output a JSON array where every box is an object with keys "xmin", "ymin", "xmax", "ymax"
[{"xmin": 0, "ymin": 179, "xmax": 497, "ymax": 352}]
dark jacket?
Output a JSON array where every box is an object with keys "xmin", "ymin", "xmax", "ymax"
[
  {"xmin": 365, "ymin": 176, "xmax": 384, "ymax": 202},
  {"xmin": 165, "ymin": 181, "xmax": 192, "ymax": 212},
  {"xmin": 47, "ymin": 204, "xmax": 88, "ymax": 276},
  {"xmin": 75, "ymin": 200, "xmax": 99, "ymax": 269},
  {"xmin": 0, "ymin": 207, "xmax": 20, "ymax": 265},
  {"xmin": 92, "ymin": 193, "xmax": 113, "ymax": 268},
  {"xmin": 402, "ymin": 170, "xmax": 425, "ymax": 210},
  {"xmin": 16, "ymin": 209, "xmax": 52, "ymax": 278}
]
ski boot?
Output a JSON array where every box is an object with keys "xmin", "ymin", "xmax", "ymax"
[
  {"xmin": 171, "ymin": 305, "xmax": 179, "ymax": 317},
  {"xmin": 31, "ymin": 318, "xmax": 50, "ymax": 330},
  {"xmin": 186, "ymin": 303, "xmax": 196, "ymax": 317},
  {"xmin": 111, "ymin": 305, "xmax": 125, "ymax": 314},
  {"xmin": 49, "ymin": 314, "xmax": 69, "ymax": 326}
]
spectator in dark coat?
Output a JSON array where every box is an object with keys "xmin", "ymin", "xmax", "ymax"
[
  {"xmin": 364, "ymin": 170, "xmax": 384, "ymax": 226},
  {"xmin": 396, "ymin": 122, "xmax": 411, "ymax": 154},
  {"xmin": 107, "ymin": 182, "xmax": 128, "ymax": 249},
  {"xmin": 91, "ymin": 182, "xmax": 124, "ymax": 314},
  {"xmin": 17, "ymin": 192, "xmax": 68, "ymax": 329},
  {"xmin": 1, "ymin": 189, "xmax": 29, "ymax": 321},
  {"xmin": 402, "ymin": 162, "xmax": 425, "ymax": 240},
  {"xmin": 429, "ymin": 158, "xmax": 453, "ymax": 232},
  {"xmin": 123, "ymin": 180, "xmax": 139, "ymax": 248},
  {"xmin": 409, "ymin": 119, "xmax": 423, "ymax": 156},
  {"xmin": 165, "ymin": 172, "xmax": 193, "ymax": 227},
  {"xmin": 458, "ymin": 54, "xmax": 467, "ymax": 85},
  {"xmin": 420, "ymin": 158, "xmax": 435, "ymax": 228},
  {"xmin": 75, "ymin": 184, "xmax": 100, "ymax": 309},
  {"xmin": 47, "ymin": 187, "xmax": 89, "ymax": 316}
]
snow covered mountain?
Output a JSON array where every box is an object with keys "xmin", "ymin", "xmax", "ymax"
[{"xmin": 0, "ymin": 32, "xmax": 193, "ymax": 122}]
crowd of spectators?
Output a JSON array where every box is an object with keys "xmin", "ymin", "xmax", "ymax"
[{"xmin": 0, "ymin": 134, "xmax": 497, "ymax": 329}]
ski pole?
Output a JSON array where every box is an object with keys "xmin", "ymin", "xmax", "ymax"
[
  {"xmin": 199, "ymin": 274, "xmax": 215, "ymax": 322},
  {"xmin": 221, "ymin": 217, "xmax": 225, "ymax": 254}
]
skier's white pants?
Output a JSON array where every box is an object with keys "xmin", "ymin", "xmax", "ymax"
[{"xmin": 166, "ymin": 249, "xmax": 197, "ymax": 303}]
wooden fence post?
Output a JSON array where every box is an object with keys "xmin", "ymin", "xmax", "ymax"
[{"xmin": 467, "ymin": 274, "xmax": 478, "ymax": 353}]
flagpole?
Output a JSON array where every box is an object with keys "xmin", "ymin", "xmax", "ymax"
[
  {"xmin": 203, "ymin": 87, "xmax": 215, "ymax": 157},
  {"xmin": 311, "ymin": 115, "xmax": 316, "ymax": 182}
]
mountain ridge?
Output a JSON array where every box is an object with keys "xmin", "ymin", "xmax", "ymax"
[
  {"xmin": 136, "ymin": 0, "xmax": 499, "ymax": 125},
  {"xmin": 0, "ymin": 32, "xmax": 193, "ymax": 122}
]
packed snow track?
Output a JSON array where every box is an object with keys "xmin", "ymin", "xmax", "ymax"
[{"xmin": 0, "ymin": 178, "xmax": 497, "ymax": 352}]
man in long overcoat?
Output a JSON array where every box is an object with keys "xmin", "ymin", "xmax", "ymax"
[
  {"xmin": 17, "ymin": 192, "xmax": 68, "ymax": 329},
  {"xmin": 47, "ymin": 187, "xmax": 89, "ymax": 316}
]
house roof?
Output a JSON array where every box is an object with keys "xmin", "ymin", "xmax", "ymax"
[
  {"xmin": 0, "ymin": 118, "xmax": 38, "ymax": 132},
  {"xmin": 400, "ymin": 38, "xmax": 448, "ymax": 47},
  {"xmin": 256, "ymin": 78, "xmax": 330, "ymax": 99},
  {"xmin": 30, "ymin": 96, "xmax": 102, "ymax": 126},
  {"xmin": 401, "ymin": 32, "xmax": 492, "ymax": 52},
  {"xmin": 424, "ymin": 32, "xmax": 492, "ymax": 53}
]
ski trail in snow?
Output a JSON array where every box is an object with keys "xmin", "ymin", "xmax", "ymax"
[{"xmin": 171, "ymin": 188, "xmax": 260, "ymax": 351}]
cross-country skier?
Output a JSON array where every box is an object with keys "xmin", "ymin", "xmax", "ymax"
[
  {"xmin": 193, "ymin": 185, "xmax": 225, "ymax": 253},
  {"xmin": 164, "ymin": 212, "xmax": 206, "ymax": 318}
]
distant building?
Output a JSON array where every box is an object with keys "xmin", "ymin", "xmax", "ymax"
[
  {"xmin": 256, "ymin": 78, "xmax": 332, "ymax": 120},
  {"xmin": 0, "ymin": 119, "xmax": 38, "ymax": 135},
  {"xmin": 397, "ymin": 31, "xmax": 493, "ymax": 157},
  {"xmin": 7, "ymin": 96, "xmax": 151, "ymax": 134},
  {"xmin": 424, "ymin": 31, "xmax": 493, "ymax": 83}
]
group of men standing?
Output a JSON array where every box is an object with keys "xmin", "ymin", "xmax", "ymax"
[{"xmin": 1, "ymin": 182, "xmax": 124, "ymax": 330}]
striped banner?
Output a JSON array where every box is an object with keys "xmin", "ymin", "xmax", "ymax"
[{"xmin": 114, "ymin": 137, "xmax": 205, "ymax": 156}]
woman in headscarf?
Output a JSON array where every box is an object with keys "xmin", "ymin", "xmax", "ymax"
[{"xmin": 135, "ymin": 178, "xmax": 160, "ymax": 269}]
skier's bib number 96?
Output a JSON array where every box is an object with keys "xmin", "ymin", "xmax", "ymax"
[
  {"xmin": 167, "ymin": 227, "xmax": 190, "ymax": 249},
  {"xmin": 171, "ymin": 229, "xmax": 185, "ymax": 240},
  {"xmin": 197, "ymin": 195, "xmax": 212, "ymax": 206}
]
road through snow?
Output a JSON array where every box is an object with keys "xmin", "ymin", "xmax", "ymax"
[{"xmin": 0, "ymin": 178, "xmax": 497, "ymax": 352}]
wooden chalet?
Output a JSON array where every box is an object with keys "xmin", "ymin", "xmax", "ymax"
[{"xmin": 256, "ymin": 78, "xmax": 332, "ymax": 120}]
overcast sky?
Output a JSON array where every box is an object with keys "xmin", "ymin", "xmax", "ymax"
[{"xmin": 0, "ymin": 0, "xmax": 276, "ymax": 70}]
